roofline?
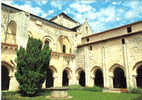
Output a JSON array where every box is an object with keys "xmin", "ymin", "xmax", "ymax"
[
  {"xmin": 49, "ymin": 12, "xmax": 79, "ymax": 24},
  {"xmin": 78, "ymin": 30, "xmax": 142, "ymax": 48},
  {"xmin": 82, "ymin": 20, "xmax": 142, "ymax": 39},
  {"xmin": 2, "ymin": 3, "xmax": 76, "ymax": 32}
]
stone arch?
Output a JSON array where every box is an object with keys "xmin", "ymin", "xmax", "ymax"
[
  {"xmin": 76, "ymin": 68, "xmax": 85, "ymax": 86},
  {"xmin": 64, "ymin": 67, "xmax": 72, "ymax": 79},
  {"xmin": 1, "ymin": 61, "xmax": 13, "ymax": 90},
  {"xmin": 91, "ymin": 66, "xmax": 104, "ymax": 87},
  {"xmin": 43, "ymin": 35, "xmax": 55, "ymax": 50},
  {"xmin": 57, "ymin": 35, "xmax": 72, "ymax": 53},
  {"xmin": 110, "ymin": 64, "xmax": 127, "ymax": 88},
  {"xmin": 91, "ymin": 66, "xmax": 102, "ymax": 77},
  {"xmin": 49, "ymin": 65, "xmax": 57, "ymax": 77},
  {"xmin": 133, "ymin": 61, "xmax": 142, "ymax": 88},
  {"xmin": 109, "ymin": 63, "xmax": 125, "ymax": 73},
  {"xmin": 133, "ymin": 61, "xmax": 142, "ymax": 71},
  {"xmin": 46, "ymin": 65, "xmax": 57, "ymax": 88},
  {"xmin": 2, "ymin": 61, "xmax": 13, "ymax": 73}
]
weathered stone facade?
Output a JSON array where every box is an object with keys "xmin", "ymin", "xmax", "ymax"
[{"xmin": 1, "ymin": 3, "xmax": 142, "ymax": 91}]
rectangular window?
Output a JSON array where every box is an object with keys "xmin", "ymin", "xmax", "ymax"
[
  {"xmin": 127, "ymin": 26, "xmax": 132, "ymax": 33},
  {"xmin": 63, "ymin": 45, "xmax": 66, "ymax": 53},
  {"xmin": 87, "ymin": 38, "xmax": 89, "ymax": 42},
  {"xmin": 122, "ymin": 39, "xmax": 125, "ymax": 44},
  {"xmin": 90, "ymin": 46, "xmax": 92, "ymax": 50}
]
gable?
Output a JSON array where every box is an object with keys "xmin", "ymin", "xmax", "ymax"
[{"xmin": 49, "ymin": 12, "xmax": 80, "ymax": 29}]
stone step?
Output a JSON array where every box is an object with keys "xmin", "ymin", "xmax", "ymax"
[{"xmin": 103, "ymin": 88, "xmax": 128, "ymax": 93}]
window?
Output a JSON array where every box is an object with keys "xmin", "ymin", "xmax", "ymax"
[
  {"xmin": 70, "ymin": 48, "xmax": 72, "ymax": 53},
  {"xmin": 86, "ymin": 26, "xmax": 88, "ymax": 33},
  {"xmin": 90, "ymin": 46, "xmax": 92, "ymax": 50},
  {"xmin": 45, "ymin": 40, "xmax": 49, "ymax": 47},
  {"xmin": 63, "ymin": 45, "xmax": 66, "ymax": 53},
  {"xmin": 122, "ymin": 39, "xmax": 125, "ymax": 44},
  {"xmin": 87, "ymin": 38, "xmax": 89, "ymax": 42},
  {"xmin": 127, "ymin": 26, "xmax": 132, "ymax": 33}
]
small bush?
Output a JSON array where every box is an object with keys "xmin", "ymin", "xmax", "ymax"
[{"xmin": 128, "ymin": 88, "xmax": 142, "ymax": 94}]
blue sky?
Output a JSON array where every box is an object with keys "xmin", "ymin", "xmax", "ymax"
[{"xmin": 2, "ymin": 0, "xmax": 142, "ymax": 33}]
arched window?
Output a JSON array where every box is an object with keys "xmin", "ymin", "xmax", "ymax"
[
  {"xmin": 45, "ymin": 40, "xmax": 49, "ymax": 47},
  {"xmin": 6, "ymin": 20, "xmax": 17, "ymax": 44},
  {"xmin": 63, "ymin": 45, "xmax": 66, "ymax": 53},
  {"xmin": 8, "ymin": 21, "xmax": 17, "ymax": 35}
]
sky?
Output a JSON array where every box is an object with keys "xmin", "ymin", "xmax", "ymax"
[{"xmin": 2, "ymin": 0, "xmax": 142, "ymax": 33}]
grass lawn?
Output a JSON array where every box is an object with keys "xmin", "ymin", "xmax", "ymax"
[{"xmin": 2, "ymin": 89, "xmax": 142, "ymax": 100}]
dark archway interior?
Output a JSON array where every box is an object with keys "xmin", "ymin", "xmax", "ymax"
[
  {"xmin": 2, "ymin": 65, "xmax": 10, "ymax": 90},
  {"xmin": 46, "ymin": 68, "xmax": 53, "ymax": 88},
  {"xmin": 136, "ymin": 66, "xmax": 142, "ymax": 88},
  {"xmin": 62, "ymin": 70, "xmax": 69, "ymax": 86},
  {"xmin": 113, "ymin": 67, "xmax": 127, "ymax": 88},
  {"xmin": 94, "ymin": 69, "xmax": 104, "ymax": 87},
  {"xmin": 79, "ymin": 71, "xmax": 85, "ymax": 87}
]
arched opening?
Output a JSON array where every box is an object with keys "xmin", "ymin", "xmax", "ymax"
[
  {"xmin": 79, "ymin": 71, "xmax": 85, "ymax": 87},
  {"xmin": 113, "ymin": 67, "xmax": 127, "ymax": 88},
  {"xmin": 136, "ymin": 66, "xmax": 142, "ymax": 88},
  {"xmin": 7, "ymin": 20, "xmax": 17, "ymax": 44},
  {"xmin": 58, "ymin": 35, "xmax": 71, "ymax": 53},
  {"xmin": 94, "ymin": 69, "xmax": 104, "ymax": 87},
  {"xmin": 62, "ymin": 70, "xmax": 69, "ymax": 86},
  {"xmin": 46, "ymin": 68, "xmax": 54, "ymax": 88},
  {"xmin": 2, "ymin": 65, "xmax": 10, "ymax": 90}
]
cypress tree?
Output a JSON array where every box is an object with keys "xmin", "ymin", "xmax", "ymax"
[{"xmin": 15, "ymin": 37, "xmax": 51, "ymax": 96}]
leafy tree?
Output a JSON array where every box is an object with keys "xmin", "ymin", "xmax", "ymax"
[{"xmin": 15, "ymin": 37, "xmax": 51, "ymax": 96}]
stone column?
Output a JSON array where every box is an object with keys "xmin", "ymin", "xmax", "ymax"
[
  {"xmin": 84, "ymin": 47, "xmax": 94, "ymax": 87},
  {"xmin": 108, "ymin": 76, "xmax": 114, "ymax": 88},
  {"xmin": 132, "ymin": 75, "xmax": 137, "ymax": 88},
  {"xmin": 42, "ymin": 80, "xmax": 46, "ymax": 88},
  {"xmin": 9, "ymin": 75, "xmax": 19, "ymax": 91},
  {"xmin": 122, "ymin": 41, "xmax": 131, "ymax": 88},
  {"xmin": 54, "ymin": 71, "xmax": 62, "ymax": 87}
]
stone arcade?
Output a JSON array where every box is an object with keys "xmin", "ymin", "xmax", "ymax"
[{"xmin": 1, "ymin": 3, "xmax": 142, "ymax": 91}]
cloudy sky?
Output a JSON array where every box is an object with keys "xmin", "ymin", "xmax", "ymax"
[{"xmin": 2, "ymin": 0, "xmax": 142, "ymax": 33}]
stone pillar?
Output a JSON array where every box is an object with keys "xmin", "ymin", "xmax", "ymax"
[
  {"xmin": 9, "ymin": 75, "xmax": 19, "ymax": 91},
  {"xmin": 122, "ymin": 42, "xmax": 131, "ymax": 88},
  {"xmin": 102, "ymin": 46, "xmax": 108, "ymax": 88},
  {"xmin": 84, "ymin": 48, "xmax": 94, "ymax": 87},
  {"xmin": 108, "ymin": 75, "xmax": 114, "ymax": 88},
  {"xmin": 42, "ymin": 80, "xmax": 46, "ymax": 88},
  {"xmin": 54, "ymin": 71, "xmax": 62, "ymax": 87},
  {"xmin": 132, "ymin": 75, "xmax": 137, "ymax": 88},
  {"xmin": 86, "ymin": 71, "xmax": 94, "ymax": 87}
]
